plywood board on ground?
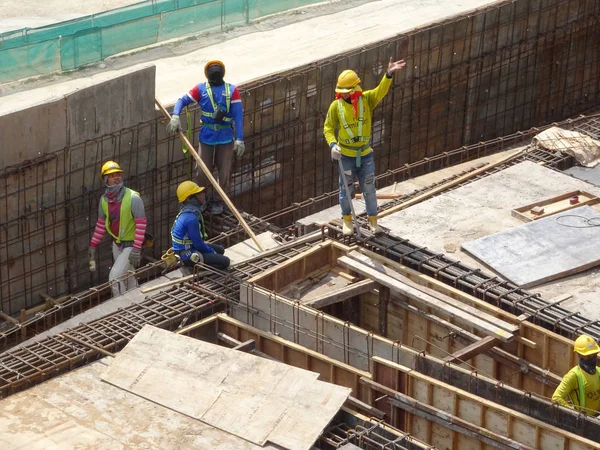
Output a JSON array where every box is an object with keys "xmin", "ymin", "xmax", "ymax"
[
  {"xmin": 101, "ymin": 325, "xmax": 351, "ymax": 450},
  {"xmin": 511, "ymin": 190, "xmax": 599, "ymax": 222},
  {"xmin": 462, "ymin": 206, "xmax": 600, "ymax": 288}
]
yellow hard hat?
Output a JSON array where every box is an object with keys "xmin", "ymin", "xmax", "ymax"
[
  {"xmin": 177, "ymin": 180, "xmax": 205, "ymax": 203},
  {"xmin": 101, "ymin": 160, "xmax": 123, "ymax": 178},
  {"xmin": 574, "ymin": 334, "xmax": 600, "ymax": 356},
  {"xmin": 204, "ymin": 60, "xmax": 226, "ymax": 78},
  {"xmin": 335, "ymin": 69, "xmax": 361, "ymax": 93}
]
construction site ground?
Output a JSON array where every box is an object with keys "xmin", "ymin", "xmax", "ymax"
[{"xmin": 0, "ymin": 0, "xmax": 497, "ymax": 113}]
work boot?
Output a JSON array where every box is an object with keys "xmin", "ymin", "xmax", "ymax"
[
  {"xmin": 342, "ymin": 214, "xmax": 354, "ymax": 236},
  {"xmin": 209, "ymin": 201, "xmax": 224, "ymax": 215},
  {"xmin": 368, "ymin": 215, "xmax": 382, "ymax": 234}
]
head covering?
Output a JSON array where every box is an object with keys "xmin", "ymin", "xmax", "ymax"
[
  {"xmin": 335, "ymin": 86, "xmax": 363, "ymax": 118},
  {"xmin": 104, "ymin": 180, "xmax": 124, "ymax": 203},
  {"xmin": 206, "ymin": 63, "xmax": 225, "ymax": 86}
]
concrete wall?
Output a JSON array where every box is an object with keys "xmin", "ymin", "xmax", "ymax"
[{"xmin": 0, "ymin": 66, "xmax": 157, "ymax": 314}]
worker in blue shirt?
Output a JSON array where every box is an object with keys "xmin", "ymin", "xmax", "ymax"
[
  {"xmin": 171, "ymin": 181, "xmax": 230, "ymax": 271},
  {"xmin": 167, "ymin": 60, "xmax": 244, "ymax": 215}
]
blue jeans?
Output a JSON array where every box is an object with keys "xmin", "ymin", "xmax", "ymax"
[{"xmin": 339, "ymin": 152, "xmax": 377, "ymax": 217}]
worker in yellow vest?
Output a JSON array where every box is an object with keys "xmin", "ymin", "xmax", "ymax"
[
  {"xmin": 552, "ymin": 334, "xmax": 600, "ymax": 415},
  {"xmin": 323, "ymin": 57, "xmax": 406, "ymax": 235},
  {"xmin": 88, "ymin": 161, "xmax": 147, "ymax": 297}
]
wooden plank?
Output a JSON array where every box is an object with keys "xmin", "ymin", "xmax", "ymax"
[
  {"xmin": 303, "ymin": 279, "xmax": 378, "ymax": 309},
  {"xmin": 512, "ymin": 190, "xmax": 599, "ymax": 222},
  {"xmin": 443, "ymin": 336, "xmax": 500, "ymax": 364},
  {"xmin": 338, "ymin": 256, "xmax": 515, "ymax": 342},
  {"xmin": 379, "ymin": 148, "xmax": 527, "ymax": 218},
  {"xmin": 347, "ymin": 251, "xmax": 519, "ymax": 335}
]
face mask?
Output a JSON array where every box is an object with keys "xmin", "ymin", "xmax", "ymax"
[
  {"xmin": 206, "ymin": 65, "xmax": 224, "ymax": 85},
  {"xmin": 105, "ymin": 182, "xmax": 124, "ymax": 203},
  {"xmin": 580, "ymin": 357, "xmax": 598, "ymax": 375}
]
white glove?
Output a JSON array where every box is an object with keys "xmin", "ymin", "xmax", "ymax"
[
  {"xmin": 167, "ymin": 115, "xmax": 181, "ymax": 133},
  {"xmin": 129, "ymin": 247, "xmax": 142, "ymax": 268},
  {"xmin": 330, "ymin": 144, "xmax": 341, "ymax": 161},
  {"xmin": 88, "ymin": 246, "xmax": 97, "ymax": 272},
  {"xmin": 234, "ymin": 140, "xmax": 245, "ymax": 158}
]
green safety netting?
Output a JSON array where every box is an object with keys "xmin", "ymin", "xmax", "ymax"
[{"xmin": 0, "ymin": 0, "xmax": 324, "ymax": 83}]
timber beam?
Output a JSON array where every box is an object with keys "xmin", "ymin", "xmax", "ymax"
[{"xmin": 443, "ymin": 336, "xmax": 501, "ymax": 364}]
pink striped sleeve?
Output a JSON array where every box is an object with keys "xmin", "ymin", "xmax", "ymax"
[
  {"xmin": 90, "ymin": 218, "xmax": 106, "ymax": 247},
  {"xmin": 133, "ymin": 217, "xmax": 147, "ymax": 249}
]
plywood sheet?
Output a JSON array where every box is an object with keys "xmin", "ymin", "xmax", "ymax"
[
  {"xmin": 461, "ymin": 206, "xmax": 600, "ymax": 288},
  {"xmin": 101, "ymin": 325, "xmax": 351, "ymax": 450}
]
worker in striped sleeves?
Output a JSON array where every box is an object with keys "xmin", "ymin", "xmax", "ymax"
[{"xmin": 87, "ymin": 161, "xmax": 147, "ymax": 297}]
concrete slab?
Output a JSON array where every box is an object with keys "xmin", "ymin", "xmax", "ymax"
[
  {"xmin": 377, "ymin": 160, "xmax": 600, "ymax": 320},
  {"xmin": 226, "ymin": 231, "xmax": 282, "ymax": 264},
  {"xmin": 564, "ymin": 165, "xmax": 600, "ymax": 186},
  {"xmin": 296, "ymin": 149, "xmax": 516, "ymax": 233},
  {"xmin": 462, "ymin": 206, "xmax": 600, "ymax": 288}
]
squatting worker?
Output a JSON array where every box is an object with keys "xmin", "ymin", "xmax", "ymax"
[
  {"xmin": 167, "ymin": 60, "xmax": 244, "ymax": 216},
  {"xmin": 171, "ymin": 181, "xmax": 230, "ymax": 271},
  {"xmin": 88, "ymin": 161, "xmax": 147, "ymax": 296},
  {"xmin": 552, "ymin": 334, "xmax": 600, "ymax": 415},
  {"xmin": 324, "ymin": 57, "xmax": 406, "ymax": 236}
]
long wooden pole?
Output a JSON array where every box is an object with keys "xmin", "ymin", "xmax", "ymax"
[{"xmin": 155, "ymin": 98, "xmax": 264, "ymax": 251}]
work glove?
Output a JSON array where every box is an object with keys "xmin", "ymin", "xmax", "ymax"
[
  {"xmin": 330, "ymin": 143, "xmax": 341, "ymax": 161},
  {"xmin": 234, "ymin": 140, "xmax": 245, "ymax": 158},
  {"xmin": 129, "ymin": 247, "xmax": 142, "ymax": 268},
  {"xmin": 166, "ymin": 115, "xmax": 181, "ymax": 134},
  {"xmin": 88, "ymin": 246, "xmax": 97, "ymax": 272},
  {"xmin": 190, "ymin": 251, "xmax": 204, "ymax": 264}
]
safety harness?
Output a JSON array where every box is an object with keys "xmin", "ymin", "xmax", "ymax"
[
  {"xmin": 202, "ymin": 83, "xmax": 233, "ymax": 130},
  {"xmin": 337, "ymin": 96, "xmax": 370, "ymax": 167}
]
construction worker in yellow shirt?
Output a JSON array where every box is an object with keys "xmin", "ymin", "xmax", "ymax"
[
  {"xmin": 324, "ymin": 57, "xmax": 406, "ymax": 235},
  {"xmin": 551, "ymin": 334, "xmax": 600, "ymax": 415}
]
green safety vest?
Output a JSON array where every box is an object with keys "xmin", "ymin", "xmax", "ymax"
[
  {"xmin": 202, "ymin": 83, "xmax": 232, "ymax": 130},
  {"xmin": 570, "ymin": 365, "xmax": 600, "ymax": 411},
  {"xmin": 337, "ymin": 96, "xmax": 370, "ymax": 146},
  {"xmin": 171, "ymin": 209, "xmax": 208, "ymax": 247},
  {"xmin": 101, "ymin": 188, "xmax": 138, "ymax": 243}
]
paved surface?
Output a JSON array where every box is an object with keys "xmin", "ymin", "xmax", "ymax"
[{"xmin": 0, "ymin": 0, "xmax": 498, "ymax": 113}]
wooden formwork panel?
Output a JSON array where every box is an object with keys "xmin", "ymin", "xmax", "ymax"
[{"xmin": 370, "ymin": 357, "xmax": 598, "ymax": 450}]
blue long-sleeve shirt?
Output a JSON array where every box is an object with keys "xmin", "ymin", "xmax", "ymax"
[
  {"xmin": 173, "ymin": 82, "xmax": 243, "ymax": 145},
  {"xmin": 171, "ymin": 210, "xmax": 215, "ymax": 256}
]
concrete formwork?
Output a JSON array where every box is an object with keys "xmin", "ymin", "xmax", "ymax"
[{"xmin": 1, "ymin": 0, "xmax": 599, "ymax": 314}]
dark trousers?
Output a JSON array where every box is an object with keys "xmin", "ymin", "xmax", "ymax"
[
  {"xmin": 183, "ymin": 243, "xmax": 230, "ymax": 271},
  {"xmin": 197, "ymin": 141, "xmax": 234, "ymax": 201}
]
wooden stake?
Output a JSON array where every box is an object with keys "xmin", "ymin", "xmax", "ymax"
[{"xmin": 155, "ymin": 98, "xmax": 264, "ymax": 251}]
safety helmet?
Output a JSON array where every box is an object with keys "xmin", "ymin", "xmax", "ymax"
[
  {"xmin": 204, "ymin": 60, "xmax": 226, "ymax": 79},
  {"xmin": 177, "ymin": 180, "xmax": 205, "ymax": 203},
  {"xmin": 335, "ymin": 69, "xmax": 361, "ymax": 93},
  {"xmin": 574, "ymin": 334, "xmax": 600, "ymax": 356},
  {"xmin": 101, "ymin": 161, "xmax": 123, "ymax": 178}
]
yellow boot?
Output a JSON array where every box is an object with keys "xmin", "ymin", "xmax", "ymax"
[
  {"xmin": 342, "ymin": 214, "xmax": 354, "ymax": 236},
  {"xmin": 368, "ymin": 215, "xmax": 382, "ymax": 234}
]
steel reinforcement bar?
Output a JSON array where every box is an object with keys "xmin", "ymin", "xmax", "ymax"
[
  {"xmin": 324, "ymin": 224, "xmax": 600, "ymax": 342},
  {"xmin": 0, "ymin": 236, "xmax": 318, "ymax": 397}
]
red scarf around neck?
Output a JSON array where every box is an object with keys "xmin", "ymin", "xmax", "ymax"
[{"xmin": 335, "ymin": 90, "xmax": 363, "ymax": 118}]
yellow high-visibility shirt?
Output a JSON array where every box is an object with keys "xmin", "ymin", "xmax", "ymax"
[
  {"xmin": 323, "ymin": 74, "xmax": 392, "ymax": 158},
  {"xmin": 551, "ymin": 365, "xmax": 600, "ymax": 414}
]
